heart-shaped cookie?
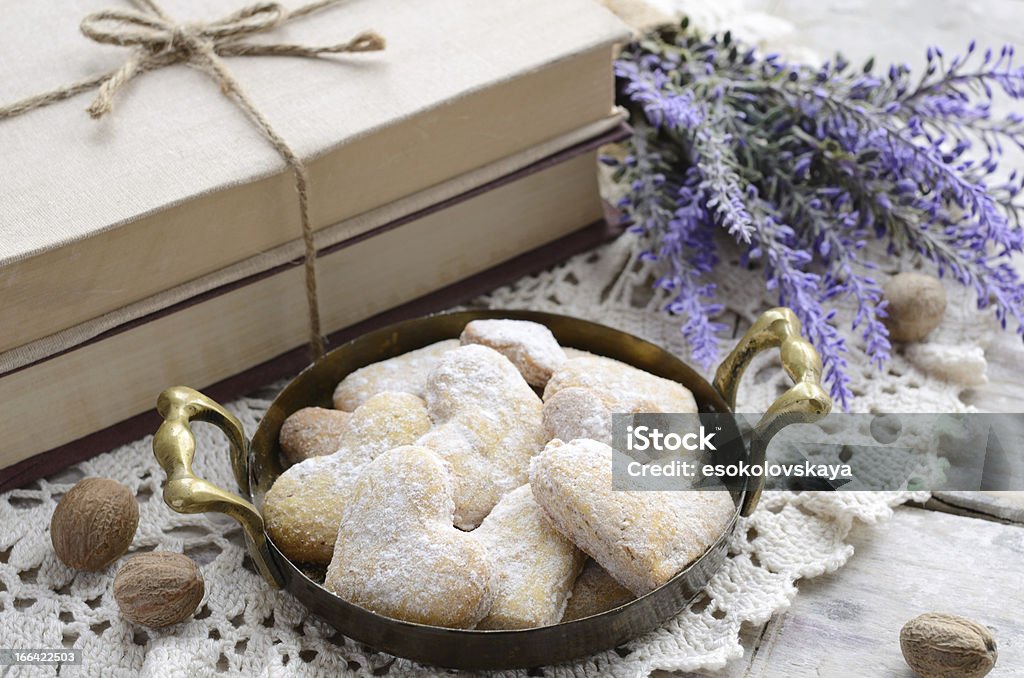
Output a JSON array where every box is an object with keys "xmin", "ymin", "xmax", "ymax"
[
  {"xmin": 325, "ymin": 446, "xmax": 495, "ymax": 628},
  {"xmin": 530, "ymin": 438, "xmax": 735, "ymax": 596},
  {"xmin": 473, "ymin": 484, "xmax": 584, "ymax": 629},
  {"xmin": 263, "ymin": 392, "xmax": 432, "ymax": 564},
  {"xmin": 417, "ymin": 344, "xmax": 545, "ymax": 529},
  {"xmin": 460, "ymin": 319, "xmax": 566, "ymax": 387},
  {"xmin": 332, "ymin": 339, "xmax": 460, "ymax": 411},
  {"xmin": 544, "ymin": 355, "xmax": 698, "ymax": 414}
]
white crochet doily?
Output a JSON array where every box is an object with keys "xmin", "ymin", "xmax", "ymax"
[{"xmin": 0, "ymin": 1, "xmax": 1000, "ymax": 675}]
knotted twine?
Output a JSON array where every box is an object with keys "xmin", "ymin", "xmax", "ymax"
[{"xmin": 0, "ymin": 0, "xmax": 387, "ymax": 360}]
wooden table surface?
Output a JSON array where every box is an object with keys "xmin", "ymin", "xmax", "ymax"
[{"xmin": 662, "ymin": 502, "xmax": 1023, "ymax": 677}]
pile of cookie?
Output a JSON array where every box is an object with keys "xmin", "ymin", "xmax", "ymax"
[{"xmin": 262, "ymin": 319, "xmax": 735, "ymax": 629}]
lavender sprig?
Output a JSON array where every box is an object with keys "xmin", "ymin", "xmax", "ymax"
[
  {"xmin": 610, "ymin": 127, "xmax": 727, "ymax": 368},
  {"xmin": 609, "ymin": 22, "xmax": 1024, "ymax": 407}
]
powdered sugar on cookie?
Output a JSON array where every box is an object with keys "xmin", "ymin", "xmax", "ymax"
[
  {"xmin": 460, "ymin": 319, "xmax": 567, "ymax": 387},
  {"xmin": 417, "ymin": 344, "xmax": 545, "ymax": 529},
  {"xmin": 263, "ymin": 392, "xmax": 431, "ymax": 564},
  {"xmin": 473, "ymin": 485, "xmax": 584, "ymax": 629},
  {"xmin": 544, "ymin": 355, "xmax": 698, "ymax": 414},
  {"xmin": 325, "ymin": 446, "xmax": 494, "ymax": 628},
  {"xmin": 542, "ymin": 387, "xmax": 612, "ymax": 446},
  {"xmin": 530, "ymin": 438, "xmax": 735, "ymax": 596},
  {"xmin": 332, "ymin": 339, "xmax": 459, "ymax": 411}
]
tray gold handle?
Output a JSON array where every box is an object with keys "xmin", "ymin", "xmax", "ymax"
[
  {"xmin": 713, "ymin": 307, "xmax": 832, "ymax": 516},
  {"xmin": 153, "ymin": 386, "xmax": 285, "ymax": 588}
]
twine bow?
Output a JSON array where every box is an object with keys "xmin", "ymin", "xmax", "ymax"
[{"xmin": 0, "ymin": 0, "xmax": 386, "ymax": 360}]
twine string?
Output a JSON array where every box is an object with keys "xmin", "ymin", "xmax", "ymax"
[{"xmin": 0, "ymin": 0, "xmax": 386, "ymax": 361}]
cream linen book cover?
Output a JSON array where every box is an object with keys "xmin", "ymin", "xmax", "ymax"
[
  {"xmin": 0, "ymin": 138, "xmax": 610, "ymax": 471},
  {"xmin": 0, "ymin": 113, "xmax": 626, "ymax": 374},
  {"xmin": 0, "ymin": 0, "xmax": 629, "ymax": 353}
]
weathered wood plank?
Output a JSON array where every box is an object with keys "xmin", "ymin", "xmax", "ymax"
[
  {"xmin": 659, "ymin": 506, "xmax": 1023, "ymax": 677},
  {"xmin": 927, "ymin": 492, "xmax": 1024, "ymax": 525},
  {"xmin": 737, "ymin": 507, "xmax": 1023, "ymax": 677}
]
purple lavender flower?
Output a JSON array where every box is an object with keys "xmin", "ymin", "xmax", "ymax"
[
  {"xmin": 615, "ymin": 60, "xmax": 705, "ymax": 130},
  {"xmin": 614, "ymin": 26, "xmax": 1024, "ymax": 407},
  {"xmin": 693, "ymin": 125, "xmax": 757, "ymax": 243},
  {"xmin": 609, "ymin": 130, "xmax": 727, "ymax": 368}
]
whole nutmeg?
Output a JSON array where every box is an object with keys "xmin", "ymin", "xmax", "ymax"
[
  {"xmin": 50, "ymin": 477, "xmax": 139, "ymax": 571},
  {"xmin": 883, "ymin": 272, "xmax": 947, "ymax": 342},
  {"xmin": 114, "ymin": 552, "xmax": 204, "ymax": 627},
  {"xmin": 900, "ymin": 612, "xmax": 997, "ymax": 678}
]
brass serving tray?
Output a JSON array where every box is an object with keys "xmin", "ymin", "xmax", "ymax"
[{"xmin": 152, "ymin": 308, "xmax": 829, "ymax": 669}]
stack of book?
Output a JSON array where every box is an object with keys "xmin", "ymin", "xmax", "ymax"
[{"xmin": 0, "ymin": 0, "xmax": 630, "ymax": 488}]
